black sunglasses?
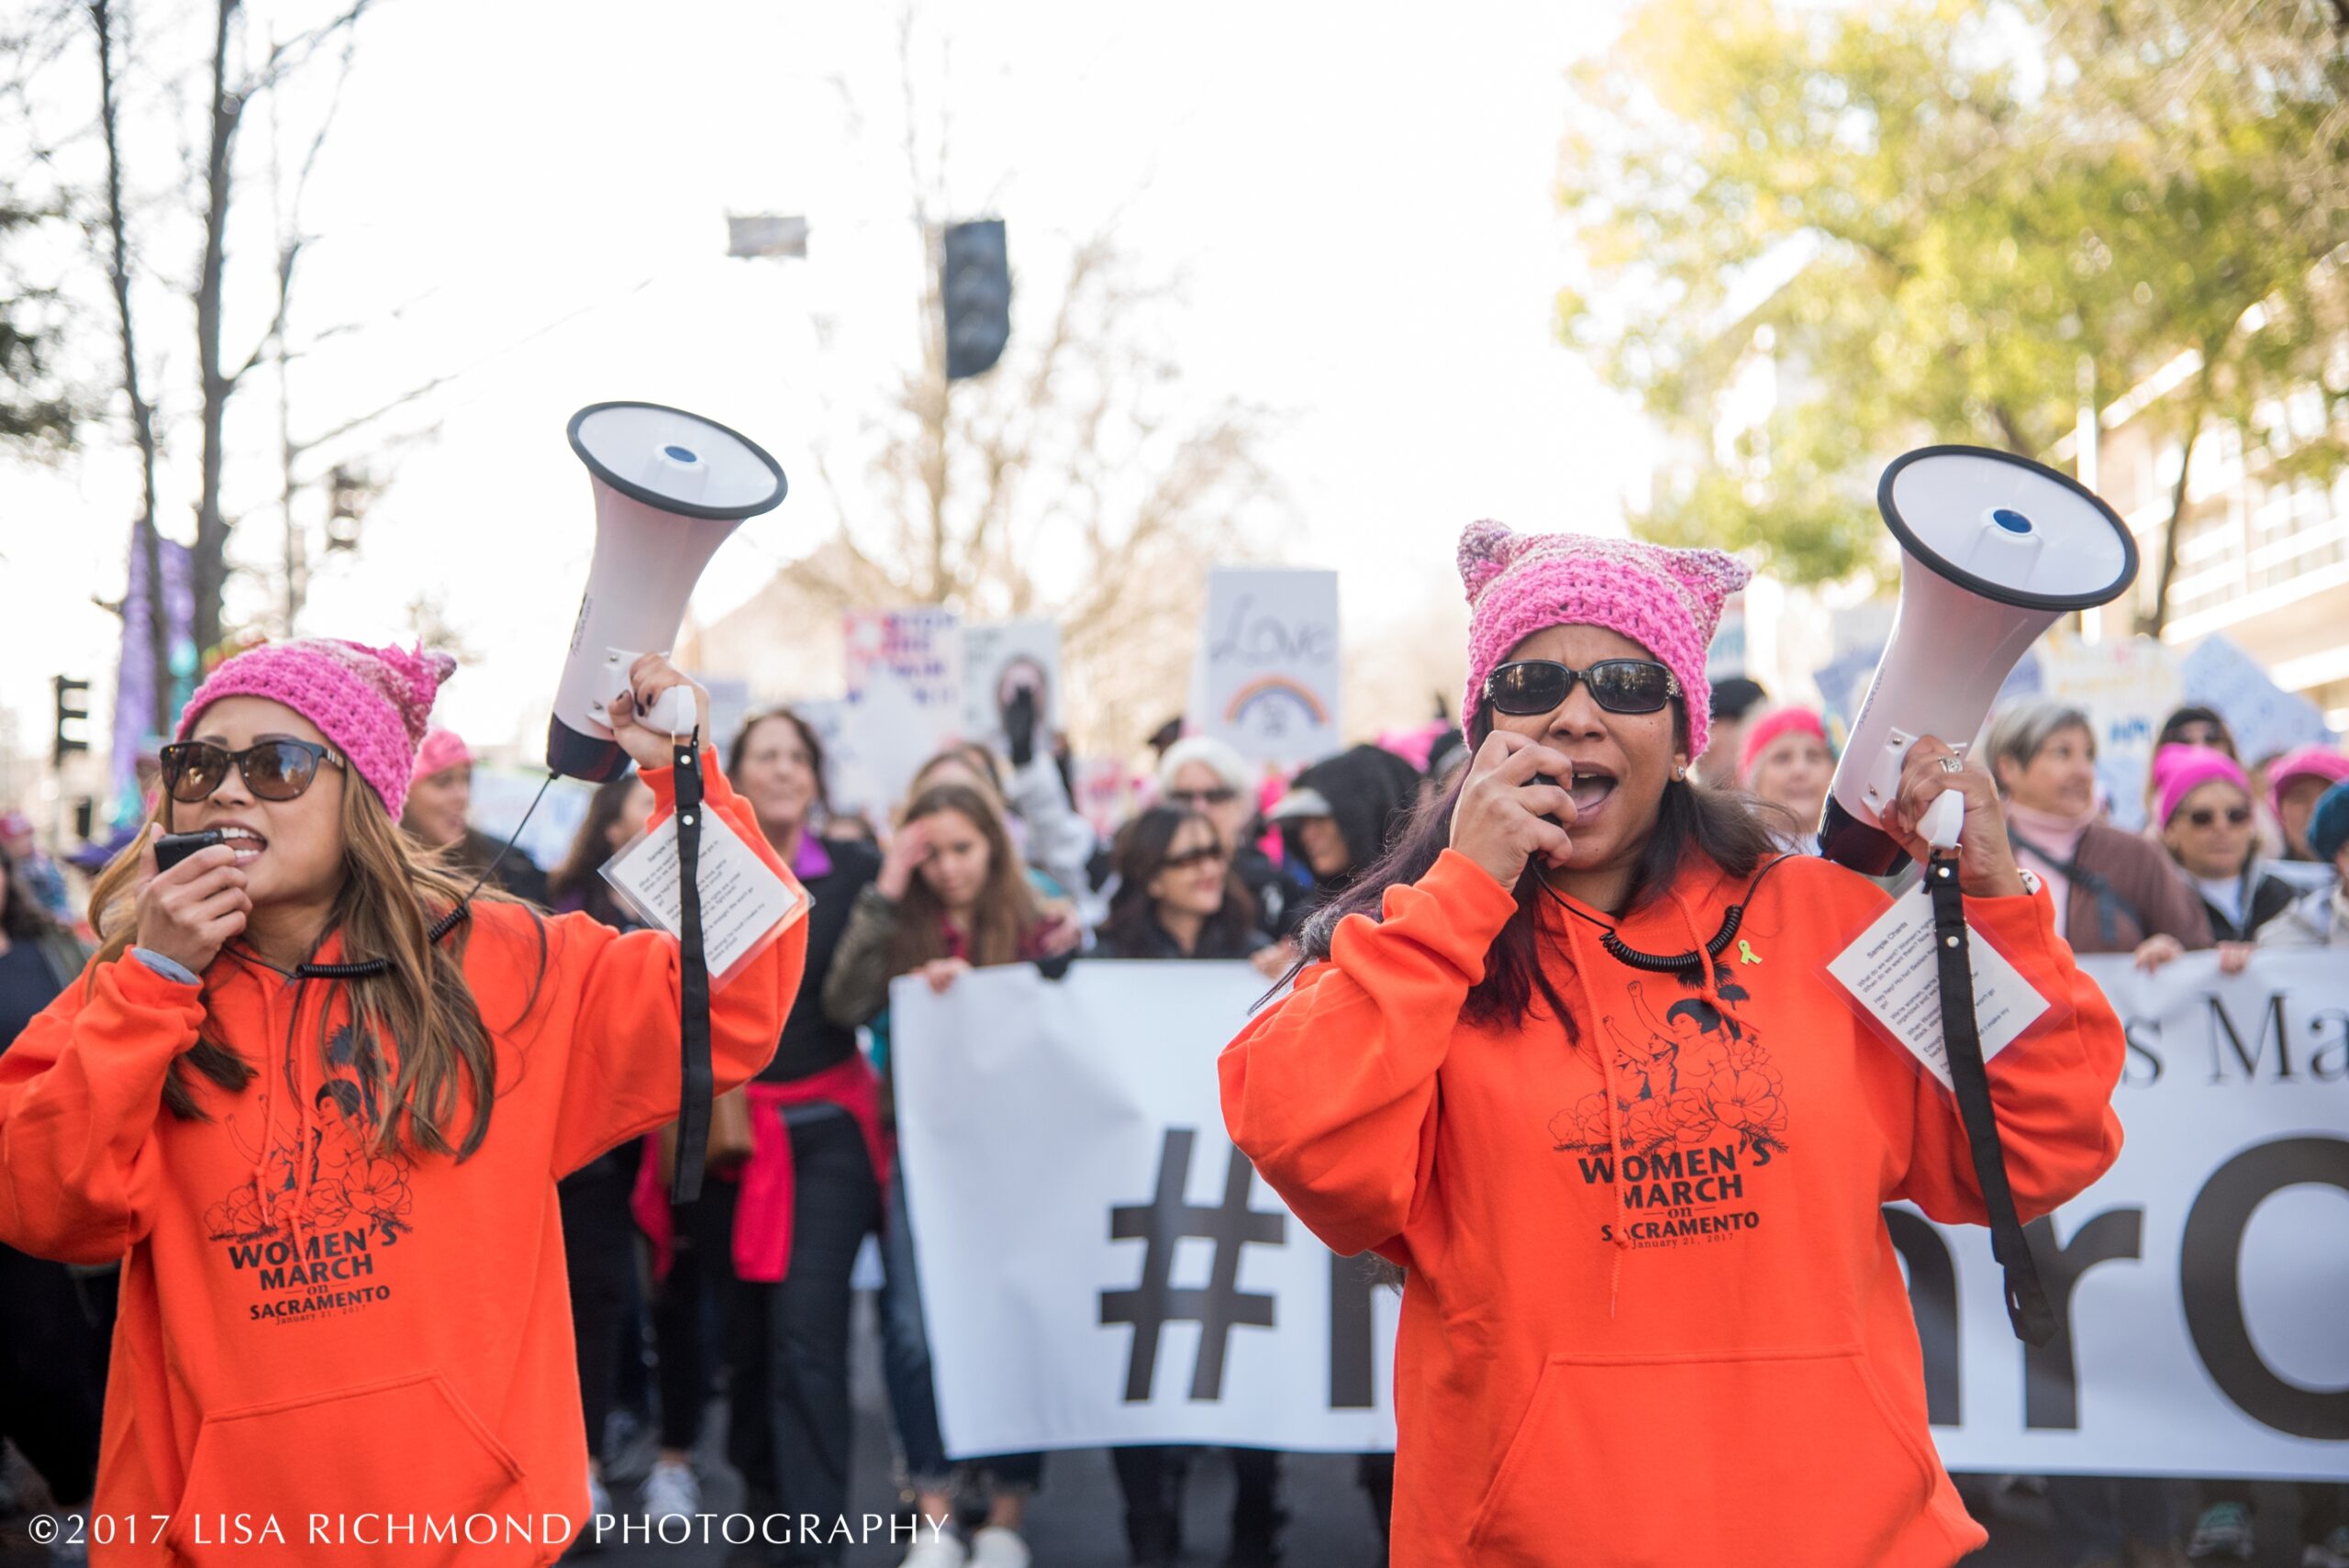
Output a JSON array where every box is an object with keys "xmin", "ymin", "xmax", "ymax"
[
  {"xmin": 1167, "ymin": 786, "xmax": 1239, "ymax": 808},
  {"xmin": 159, "ymin": 739, "xmax": 345, "ymax": 804},
  {"xmin": 2184, "ymin": 805, "xmax": 2253, "ymax": 828},
  {"xmin": 1484, "ymin": 659, "xmax": 1680, "ymax": 717},
  {"xmin": 1162, "ymin": 845, "xmax": 1228, "ymax": 872}
]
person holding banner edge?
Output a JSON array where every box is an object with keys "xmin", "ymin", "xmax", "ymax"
[
  {"xmin": 1220, "ymin": 526, "xmax": 2128, "ymax": 1568},
  {"xmin": 0, "ymin": 639, "xmax": 807, "ymax": 1566}
]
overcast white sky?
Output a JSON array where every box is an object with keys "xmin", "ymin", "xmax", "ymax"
[{"xmin": 1, "ymin": 1, "xmax": 1648, "ymax": 783}]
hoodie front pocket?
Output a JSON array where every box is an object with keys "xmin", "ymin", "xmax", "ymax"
[
  {"xmin": 164, "ymin": 1372, "xmax": 529, "ymax": 1566},
  {"xmin": 1465, "ymin": 1346, "xmax": 1940, "ymax": 1567}
]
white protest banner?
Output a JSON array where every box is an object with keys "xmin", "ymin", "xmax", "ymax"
[
  {"xmin": 1898, "ymin": 950, "xmax": 2345, "ymax": 1479},
  {"xmin": 891, "ymin": 962, "xmax": 1397, "ymax": 1457},
  {"xmin": 843, "ymin": 608, "xmax": 962, "ymax": 811},
  {"xmin": 960, "ymin": 620, "xmax": 1062, "ymax": 756},
  {"xmin": 2037, "ymin": 633, "xmax": 2184, "ymax": 830},
  {"xmin": 892, "ymin": 951, "xmax": 2346, "ymax": 1477},
  {"xmin": 1197, "ymin": 568, "xmax": 1341, "ymax": 764},
  {"xmin": 2181, "ymin": 634, "xmax": 2335, "ymax": 764}
]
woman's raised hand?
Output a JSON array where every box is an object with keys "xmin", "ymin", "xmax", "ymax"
[
  {"xmin": 876, "ymin": 819, "xmax": 934, "ymax": 902},
  {"xmin": 132, "ymin": 828, "xmax": 249, "ymax": 974},
  {"xmin": 1448, "ymin": 730, "xmax": 1576, "ymax": 892},
  {"xmin": 607, "ymin": 653, "xmax": 712, "ymax": 773}
]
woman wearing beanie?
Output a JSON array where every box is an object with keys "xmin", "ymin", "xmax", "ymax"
[
  {"xmin": 2266, "ymin": 745, "xmax": 2349, "ymax": 862},
  {"xmin": 2259, "ymin": 780, "xmax": 2349, "ymax": 950},
  {"xmin": 1220, "ymin": 526, "xmax": 2126, "ymax": 1567},
  {"xmin": 0, "ymin": 639, "xmax": 806, "ymax": 1567},
  {"xmin": 1738, "ymin": 706, "xmax": 1835, "ymax": 850},
  {"xmin": 401, "ymin": 728, "xmax": 550, "ymax": 906},
  {"xmin": 2150, "ymin": 745, "xmax": 2299, "ymax": 949}
]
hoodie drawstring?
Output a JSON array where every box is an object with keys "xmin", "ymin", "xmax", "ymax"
[{"xmin": 1553, "ymin": 921, "xmax": 1633, "ymax": 1318}]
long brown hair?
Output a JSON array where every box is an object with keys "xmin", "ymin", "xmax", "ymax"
[
  {"xmin": 85, "ymin": 774, "xmax": 539, "ymax": 1157},
  {"xmin": 886, "ymin": 784, "xmax": 1042, "ymax": 975}
]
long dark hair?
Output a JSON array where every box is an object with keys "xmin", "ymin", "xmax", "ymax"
[
  {"xmin": 547, "ymin": 773, "xmax": 646, "ymax": 921},
  {"xmin": 1102, "ymin": 806, "xmax": 1260, "ymax": 954},
  {"xmin": 888, "ymin": 784, "xmax": 1043, "ymax": 975},
  {"xmin": 1296, "ymin": 707, "xmax": 1781, "ymax": 1035}
]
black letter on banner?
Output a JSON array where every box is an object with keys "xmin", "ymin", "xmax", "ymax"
[
  {"xmin": 2181, "ymin": 1137, "xmax": 2349, "ymax": 1440},
  {"xmin": 1883, "ymin": 1208, "xmax": 1960, "ymax": 1426},
  {"xmin": 2022, "ymin": 1209, "xmax": 2143, "ymax": 1430},
  {"xmin": 2121, "ymin": 1017, "xmax": 2165, "ymax": 1087},
  {"xmin": 2308, "ymin": 1007, "xmax": 2349, "ymax": 1083},
  {"xmin": 1102, "ymin": 1129, "xmax": 1285, "ymax": 1404},
  {"xmin": 2208, "ymin": 993, "xmax": 2296, "ymax": 1084},
  {"xmin": 1330, "ymin": 1251, "xmax": 1377, "ymax": 1410}
]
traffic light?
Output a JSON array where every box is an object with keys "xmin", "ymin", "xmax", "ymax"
[
  {"xmin": 52, "ymin": 674, "xmax": 91, "ymax": 765},
  {"xmin": 941, "ymin": 219, "xmax": 1010, "ymax": 381}
]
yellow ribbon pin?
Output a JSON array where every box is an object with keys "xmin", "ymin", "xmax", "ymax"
[{"xmin": 1737, "ymin": 939, "xmax": 1761, "ymax": 965}]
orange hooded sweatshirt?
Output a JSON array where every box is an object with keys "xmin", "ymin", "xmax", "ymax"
[
  {"xmin": 1220, "ymin": 849, "xmax": 2125, "ymax": 1568},
  {"xmin": 0, "ymin": 761, "xmax": 801, "ymax": 1566}
]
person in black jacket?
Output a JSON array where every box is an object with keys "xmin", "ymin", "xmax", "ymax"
[
  {"xmin": 1265, "ymin": 744, "xmax": 1421, "ymax": 916},
  {"xmin": 2154, "ymin": 744, "xmax": 2299, "ymax": 946},
  {"xmin": 1096, "ymin": 806, "xmax": 1282, "ymax": 1568},
  {"xmin": 1156, "ymin": 736, "xmax": 1303, "ymax": 960},
  {"xmin": 723, "ymin": 708, "xmax": 889, "ymax": 1568}
]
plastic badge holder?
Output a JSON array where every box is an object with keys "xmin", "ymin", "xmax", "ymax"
[{"xmin": 598, "ymin": 802, "xmax": 809, "ymax": 990}]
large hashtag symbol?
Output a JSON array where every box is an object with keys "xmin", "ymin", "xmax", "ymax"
[{"xmin": 1101, "ymin": 1128, "xmax": 1286, "ymax": 1402}]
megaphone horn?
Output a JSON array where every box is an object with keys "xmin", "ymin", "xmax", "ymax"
[
  {"xmin": 549, "ymin": 402, "xmax": 787, "ymax": 782},
  {"xmin": 1817, "ymin": 445, "xmax": 2138, "ymax": 876}
]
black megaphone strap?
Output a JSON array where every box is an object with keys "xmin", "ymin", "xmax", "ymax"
[
  {"xmin": 671, "ymin": 736, "xmax": 714, "ymax": 1204},
  {"xmin": 1927, "ymin": 853, "xmax": 2057, "ymax": 1345}
]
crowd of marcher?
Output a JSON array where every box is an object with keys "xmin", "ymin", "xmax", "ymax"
[{"xmin": 2, "ymin": 633, "xmax": 2345, "ymax": 1568}]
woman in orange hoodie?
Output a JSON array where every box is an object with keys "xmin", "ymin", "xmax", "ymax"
[
  {"xmin": 0, "ymin": 639, "xmax": 805, "ymax": 1567},
  {"xmin": 1219, "ymin": 525, "xmax": 2127, "ymax": 1568}
]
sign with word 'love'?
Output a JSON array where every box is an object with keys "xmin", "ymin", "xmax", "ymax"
[{"xmin": 1195, "ymin": 568, "xmax": 1341, "ymax": 765}]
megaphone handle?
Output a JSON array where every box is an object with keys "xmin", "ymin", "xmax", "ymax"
[
  {"xmin": 669, "ymin": 737, "xmax": 714, "ymax": 1204},
  {"xmin": 1922, "ymin": 790, "xmax": 1965, "ymax": 852},
  {"xmin": 1926, "ymin": 854, "xmax": 2058, "ymax": 1346}
]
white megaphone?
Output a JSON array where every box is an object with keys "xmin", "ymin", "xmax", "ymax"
[
  {"xmin": 1816, "ymin": 445, "xmax": 2138, "ymax": 875},
  {"xmin": 548, "ymin": 402, "xmax": 787, "ymax": 781}
]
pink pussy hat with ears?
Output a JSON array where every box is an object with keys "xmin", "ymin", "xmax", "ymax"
[
  {"xmin": 1456, "ymin": 522, "xmax": 1752, "ymax": 762},
  {"xmin": 176, "ymin": 639, "xmax": 456, "ymax": 821}
]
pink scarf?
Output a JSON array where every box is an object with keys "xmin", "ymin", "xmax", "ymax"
[{"xmin": 2005, "ymin": 800, "xmax": 2099, "ymax": 940}]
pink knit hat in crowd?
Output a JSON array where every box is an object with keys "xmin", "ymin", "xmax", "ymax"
[
  {"xmin": 2152, "ymin": 743, "xmax": 2251, "ymax": 828},
  {"xmin": 176, "ymin": 639, "xmax": 456, "ymax": 820},
  {"xmin": 1738, "ymin": 706, "xmax": 1830, "ymax": 784},
  {"xmin": 1457, "ymin": 522, "xmax": 1751, "ymax": 761},
  {"xmin": 412, "ymin": 728, "xmax": 473, "ymax": 784},
  {"xmin": 2267, "ymin": 744, "xmax": 2349, "ymax": 822}
]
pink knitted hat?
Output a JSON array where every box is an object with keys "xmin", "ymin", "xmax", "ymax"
[
  {"xmin": 1457, "ymin": 523, "xmax": 1751, "ymax": 760},
  {"xmin": 412, "ymin": 728, "xmax": 473, "ymax": 784},
  {"xmin": 2153, "ymin": 743, "xmax": 2250, "ymax": 827},
  {"xmin": 1738, "ymin": 706, "xmax": 1830, "ymax": 783},
  {"xmin": 2268, "ymin": 744, "xmax": 2349, "ymax": 821},
  {"xmin": 176, "ymin": 639, "xmax": 455, "ymax": 820}
]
